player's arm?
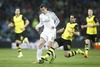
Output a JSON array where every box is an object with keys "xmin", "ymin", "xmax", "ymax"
[
  {"xmin": 35, "ymin": 15, "xmax": 43, "ymax": 32},
  {"xmin": 81, "ymin": 19, "xmax": 87, "ymax": 29},
  {"xmin": 57, "ymin": 23, "xmax": 68, "ymax": 34},
  {"xmin": 74, "ymin": 25, "xmax": 80, "ymax": 36},
  {"xmin": 8, "ymin": 22, "xmax": 14, "ymax": 27},
  {"xmin": 35, "ymin": 21, "xmax": 43, "ymax": 32},
  {"xmin": 8, "ymin": 18, "xmax": 14, "ymax": 27},
  {"xmin": 56, "ymin": 27, "xmax": 64, "ymax": 34},
  {"xmin": 51, "ymin": 12, "xmax": 60, "ymax": 27},
  {"xmin": 91, "ymin": 17, "xmax": 99, "ymax": 27},
  {"xmin": 57, "ymin": 24, "xmax": 66, "ymax": 34},
  {"xmin": 81, "ymin": 18, "xmax": 93, "ymax": 28},
  {"xmin": 69, "ymin": 25, "xmax": 80, "ymax": 36},
  {"xmin": 81, "ymin": 24, "xmax": 91, "ymax": 28},
  {"xmin": 81, "ymin": 17, "xmax": 99, "ymax": 28},
  {"xmin": 81, "ymin": 20, "xmax": 90, "ymax": 28},
  {"xmin": 22, "ymin": 16, "xmax": 30, "ymax": 29},
  {"xmin": 84, "ymin": 17, "xmax": 99, "ymax": 27}
]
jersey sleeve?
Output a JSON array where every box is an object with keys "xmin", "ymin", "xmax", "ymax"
[
  {"xmin": 11, "ymin": 19, "xmax": 14, "ymax": 23},
  {"xmin": 51, "ymin": 12, "xmax": 60, "ymax": 27},
  {"xmin": 10, "ymin": 16, "xmax": 14, "ymax": 23},
  {"xmin": 22, "ymin": 15, "xmax": 27, "ymax": 21},
  {"xmin": 84, "ymin": 18, "xmax": 87, "ymax": 25},
  {"xmin": 35, "ymin": 15, "xmax": 43, "ymax": 29},
  {"xmin": 64, "ymin": 24, "xmax": 66, "ymax": 29},
  {"xmin": 74, "ymin": 25, "xmax": 79, "ymax": 32},
  {"xmin": 94, "ymin": 17, "xmax": 99, "ymax": 23}
]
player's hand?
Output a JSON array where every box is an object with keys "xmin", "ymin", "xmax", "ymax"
[
  {"xmin": 21, "ymin": 27, "xmax": 25, "ymax": 30},
  {"xmin": 87, "ymin": 24, "xmax": 92, "ymax": 27},
  {"xmin": 51, "ymin": 26, "xmax": 55, "ymax": 29},
  {"xmin": 81, "ymin": 25, "xmax": 85, "ymax": 29},
  {"xmin": 67, "ymin": 30, "xmax": 73, "ymax": 33},
  {"xmin": 35, "ymin": 27, "xmax": 39, "ymax": 32},
  {"xmin": 8, "ymin": 23, "xmax": 14, "ymax": 28}
]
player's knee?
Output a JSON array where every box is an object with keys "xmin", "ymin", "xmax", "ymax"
[
  {"xmin": 38, "ymin": 43, "xmax": 44, "ymax": 48},
  {"xmin": 15, "ymin": 40, "xmax": 22, "ymax": 44},
  {"xmin": 47, "ymin": 44, "xmax": 52, "ymax": 48},
  {"xmin": 64, "ymin": 54, "xmax": 69, "ymax": 58},
  {"xmin": 47, "ymin": 45, "xmax": 50, "ymax": 48},
  {"xmin": 85, "ymin": 39, "xmax": 90, "ymax": 44},
  {"xmin": 64, "ymin": 53, "xmax": 69, "ymax": 58},
  {"xmin": 47, "ymin": 41, "xmax": 53, "ymax": 48},
  {"xmin": 16, "ymin": 43, "xmax": 19, "ymax": 46},
  {"xmin": 53, "ymin": 41, "xmax": 59, "ymax": 48}
]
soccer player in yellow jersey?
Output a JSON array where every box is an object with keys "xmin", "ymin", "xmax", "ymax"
[
  {"xmin": 39, "ymin": 14, "xmax": 84, "ymax": 64},
  {"xmin": 8, "ymin": 7, "xmax": 30, "ymax": 58},
  {"xmin": 81, "ymin": 8, "xmax": 99, "ymax": 58}
]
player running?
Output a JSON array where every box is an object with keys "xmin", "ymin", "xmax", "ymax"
[
  {"xmin": 8, "ymin": 7, "xmax": 30, "ymax": 58},
  {"xmin": 81, "ymin": 8, "xmax": 99, "ymax": 58},
  {"xmin": 34, "ymin": 4, "xmax": 60, "ymax": 63}
]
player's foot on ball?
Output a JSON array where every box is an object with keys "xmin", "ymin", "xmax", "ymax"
[
  {"xmin": 38, "ymin": 59, "xmax": 44, "ymax": 64},
  {"xmin": 41, "ymin": 56, "xmax": 48, "ymax": 61}
]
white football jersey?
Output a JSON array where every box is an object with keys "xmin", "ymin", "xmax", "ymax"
[{"xmin": 36, "ymin": 11, "xmax": 60, "ymax": 32}]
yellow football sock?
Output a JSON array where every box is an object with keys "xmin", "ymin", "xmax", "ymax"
[
  {"xmin": 23, "ymin": 37, "xmax": 29, "ymax": 44},
  {"xmin": 85, "ymin": 49, "xmax": 88, "ymax": 55},
  {"xmin": 45, "ymin": 47, "xmax": 55, "ymax": 58},
  {"xmin": 68, "ymin": 51, "xmax": 77, "ymax": 57}
]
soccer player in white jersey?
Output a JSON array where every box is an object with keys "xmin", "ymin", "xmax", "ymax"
[{"xmin": 34, "ymin": 4, "xmax": 60, "ymax": 63}]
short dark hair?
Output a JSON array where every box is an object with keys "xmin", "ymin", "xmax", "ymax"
[
  {"xmin": 70, "ymin": 14, "xmax": 77, "ymax": 18},
  {"xmin": 40, "ymin": 4, "xmax": 47, "ymax": 9},
  {"xmin": 88, "ymin": 8, "xmax": 93, "ymax": 11},
  {"xmin": 15, "ymin": 7, "xmax": 20, "ymax": 10},
  {"xmin": 15, "ymin": 7, "xmax": 21, "ymax": 14}
]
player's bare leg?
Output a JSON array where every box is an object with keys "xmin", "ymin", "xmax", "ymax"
[
  {"xmin": 84, "ymin": 39, "xmax": 90, "ymax": 58},
  {"xmin": 33, "ymin": 37, "xmax": 46, "ymax": 64}
]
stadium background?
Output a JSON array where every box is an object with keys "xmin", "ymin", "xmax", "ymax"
[{"xmin": 0, "ymin": 0, "xmax": 100, "ymax": 48}]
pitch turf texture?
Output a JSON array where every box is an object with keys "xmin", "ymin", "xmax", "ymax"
[{"xmin": 0, "ymin": 48, "xmax": 100, "ymax": 67}]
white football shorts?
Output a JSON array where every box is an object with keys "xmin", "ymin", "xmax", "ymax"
[{"xmin": 40, "ymin": 29, "xmax": 56, "ymax": 42}]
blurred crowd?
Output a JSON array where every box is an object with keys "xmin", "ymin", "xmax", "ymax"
[{"xmin": 0, "ymin": 0, "xmax": 100, "ymax": 42}]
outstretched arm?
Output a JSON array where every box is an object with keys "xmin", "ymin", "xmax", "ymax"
[
  {"xmin": 68, "ymin": 25, "xmax": 80, "ymax": 36},
  {"xmin": 57, "ymin": 28, "xmax": 64, "ymax": 34},
  {"xmin": 8, "ymin": 22, "xmax": 14, "ymax": 27},
  {"xmin": 35, "ymin": 15, "xmax": 43, "ymax": 32},
  {"xmin": 24, "ymin": 19, "xmax": 30, "ymax": 28}
]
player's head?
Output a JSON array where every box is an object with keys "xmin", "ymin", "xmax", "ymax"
[
  {"xmin": 70, "ymin": 14, "xmax": 76, "ymax": 23},
  {"xmin": 40, "ymin": 4, "xmax": 48, "ymax": 14},
  {"xmin": 15, "ymin": 7, "xmax": 21, "ymax": 15},
  {"xmin": 88, "ymin": 8, "xmax": 93, "ymax": 16}
]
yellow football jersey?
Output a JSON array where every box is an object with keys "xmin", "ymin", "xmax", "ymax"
[
  {"xmin": 61, "ymin": 22, "xmax": 77, "ymax": 41},
  {"xmin": 86, "ymin": 15, "xmax": 97, "ymax": 34},
  {"xmin": 13, "ymin": 14, "xmax": 25, "ymax": 33}
]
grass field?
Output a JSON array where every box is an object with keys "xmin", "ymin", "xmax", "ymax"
[{"xmin": 0, "ymin": 48, "xmax": 100, "ymax": 67}]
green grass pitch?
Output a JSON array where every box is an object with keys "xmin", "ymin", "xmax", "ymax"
[{"xmin": 0, "ymin": 48, "xmax": 100, "ymax": 67}]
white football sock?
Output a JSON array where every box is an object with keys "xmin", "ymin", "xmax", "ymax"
[{"xmin": 36, "ymin": 48, "xmax": 42, "ymax": 61}]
